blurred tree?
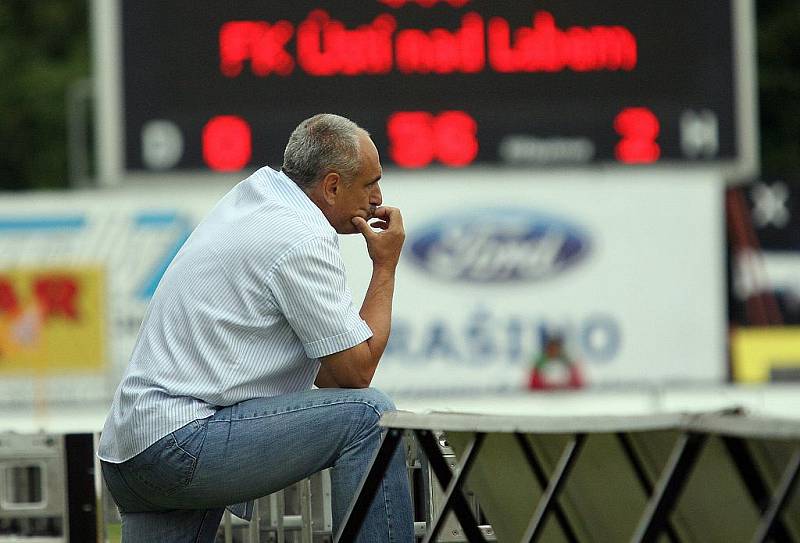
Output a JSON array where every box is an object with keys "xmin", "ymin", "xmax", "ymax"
[
  {"xmin": 0, "ymin": 0, "xmax": 88, "ymax": 190},
  {"xmin": 758, "ymin": 0, "xmax": 800, "ymax": 176}
]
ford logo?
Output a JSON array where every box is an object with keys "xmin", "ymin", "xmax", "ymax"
[{"xmin": 407, "ymin": 208, "xmax": 590, "ymax": 283}]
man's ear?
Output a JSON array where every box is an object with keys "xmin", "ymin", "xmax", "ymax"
[{"xmin": 320, "ymin": 171, "xmax": 341, "ymax": 206}]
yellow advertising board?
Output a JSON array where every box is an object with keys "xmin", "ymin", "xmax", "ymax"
[
  {"xmin": 0, "ymin": 267, "xmax": 105, "ymax": 374},
  {"xmin": 731, "ymin": 326, "xmax": 800, "ymax": 383}
]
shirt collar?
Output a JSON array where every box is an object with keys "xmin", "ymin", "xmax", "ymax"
[{"xmin": 273, "ymin": 168, "xmax": 334, "ymax": 232}]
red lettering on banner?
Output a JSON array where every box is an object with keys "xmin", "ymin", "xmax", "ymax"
[
  {"xmin": 0, "ymin": 279, "xmax": 19, "ymax": 315},
  {"xmin": 395, "ymin": 13, "xmax": 484, "ymax": 74},
  {"xmin": 33, "ymin": 277, "xmax": 79, "ymax": 320},
  {"xmin": 297, "ymin": 10, "xmax": 396, "ymax": 76},
  {"xmin": 219, "ymin": 21, "xmax": 295, "ymax": 77},
  {"xmin": 614, "ymin": 107, "xmax": 660, "ymax": 164},
  {"xmin": 388, "ymin": 111, "xmax": 478, "ymax": 167},
  {"xmin": 203, "ymin": 116, "xmax": 252, "ymax": 171},
  {"xmin": 379, "ymin": 0, "xmax": 470, "ymax": 8},
  {"xmin": 488, "ymin": 11, "xmax": 637, "ymax": 73}
]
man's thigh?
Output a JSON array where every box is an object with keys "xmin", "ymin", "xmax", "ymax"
[{"xmin": 172, "ymin": 387, "xmax": 396, "ymax": 508}]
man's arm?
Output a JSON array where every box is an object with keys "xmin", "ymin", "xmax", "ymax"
[
  {"xmin": 317, "ymin": 206, "xmax": 404, "ymax": 388},
  {"xmin": 314, "ymin": 362, "xmax": 340, "ymax": 388}
]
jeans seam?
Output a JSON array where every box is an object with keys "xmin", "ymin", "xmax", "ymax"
[
  {"xmin": 171, "ymin": 433, "xmax": 199, "ymax": 463},
  {"xmin": 383, "ymin": 464, "xmax": 394, "ymax": 543},
  {"xmin": 232, "ymin": 398, "xmax": 386, "ymax": 422},
  {"xmin": 339, "ymin": 424, "xmax": 383, "ymax": 460},
  {"xmin": 173, "ymin": 420, "xmax": 209, "ymax": 463},
  {"xmin": 194, "ymin": 509, "xmax": 212, "ymax": 543},
  {"xmin": 331, "ymin": 403, "xmax": 390, "ymax": 462}
]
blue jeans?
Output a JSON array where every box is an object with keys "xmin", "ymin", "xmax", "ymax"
[{"xmin": 101, "ymin": 388, "xmax": 414, "ymax": 543}]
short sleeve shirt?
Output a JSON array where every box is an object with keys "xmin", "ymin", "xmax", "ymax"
[{"xmin": 97, "ymin": 167, "xmax": 372, "ymax": 463}]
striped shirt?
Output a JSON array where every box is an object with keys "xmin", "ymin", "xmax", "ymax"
[{"xmin": 98, "ymin": 166, "xmax": 373, "ymax": 464}]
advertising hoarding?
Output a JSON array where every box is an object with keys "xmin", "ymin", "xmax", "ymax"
[
  {"xmin": 344, "ymin": 170, "xmax": 726, "ymax": 393},
  {"xmin": 0, "ymin": 170, "xmax": 725, "ymax": 402},
  {"xmin": 0, "ymin": 267, "xmax": 105, "ymax": 374}
]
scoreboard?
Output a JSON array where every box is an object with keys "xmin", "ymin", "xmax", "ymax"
[{"xmin": 95, "ymin": 0, "xmax": 758, "ymax": 179}]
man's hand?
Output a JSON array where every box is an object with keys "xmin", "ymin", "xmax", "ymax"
[{"xmin": 351, "ymin": 206, "xmax": 405, "ymax": 270}]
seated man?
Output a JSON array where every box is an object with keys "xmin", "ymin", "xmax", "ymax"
[{"xmin": 98, "ymin": 114, "xmax": 414, "ymax": 542}]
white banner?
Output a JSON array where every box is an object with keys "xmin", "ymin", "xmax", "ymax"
[
  {"xmin": 0, "ymin": 169, "xmax": 725, "ymax": 402},
  {"xmin": 0, "ymin": 186, "xmax": 230, "ymax": 404},
  {"xmin": 342, "ymin": 169, "xmax": 727, "ymax": 394}
]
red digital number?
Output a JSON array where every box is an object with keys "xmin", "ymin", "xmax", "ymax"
[
  {"xmin": 202, "ymin": 116, "xmax": 252, "ymax": 172},
  {"xmin": 614, "ymin": 107, "xmax": 660, "ymax": 164},
  {"xmin": 434, "ymin": 111, "xmax": 479, "ymax": 166},
  {"xmin": 388, "ymin": 111, "xmax": 478, "ymax": 168},
  {"xmin": 387, "ymin": 112, "xmax": 436, "ymax": 168}
]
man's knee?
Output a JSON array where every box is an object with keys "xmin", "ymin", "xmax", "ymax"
[{"xmin": 355, "ymin": 387, "xmax": 396, "ymax": 414}]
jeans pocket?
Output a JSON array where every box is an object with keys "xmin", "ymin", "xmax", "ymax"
[
  {"xmin": 101, "ymin": 461, "xmax": 157, "ymax": 512},
  {"xmin": 125, "ymin": 420, "xmax": 207, "ymax": 496}
]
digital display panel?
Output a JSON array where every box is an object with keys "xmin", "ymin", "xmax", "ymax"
[{"xmin": 120, "ymin": 0, "xmax": 752, "ymax": 173}]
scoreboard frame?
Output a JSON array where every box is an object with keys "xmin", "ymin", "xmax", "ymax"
[{"xmin": 91, "ymin": 0, "xmax": 759, "ymax": 185}]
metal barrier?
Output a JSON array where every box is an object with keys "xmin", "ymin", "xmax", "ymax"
[
  {"xmin": 0, "ymin": 433, "xmax": 96, "ymax": 543},
  {"xmin": 338, "ymin": 411, "xmax": 800, "ymax": 542},
  {"xmin": 4, "ymin": 430, "xmax": 457, "ymax": 542},
  {"xmin": 6, "ymin": 411, "xmax": 800, "ymax": 542},
  {"xmin": 219, "ymin": 473, "xmax": 326, "ymax": 543},
  {"xmin": 215, "ymin": 437, "xmax": 491, "ymax": 542}
]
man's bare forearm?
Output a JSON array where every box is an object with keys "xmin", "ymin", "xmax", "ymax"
[
  {"xmin": 314, "ymin": 363, "xmax": 340, "ymax": 388},
  {"xmin": 359, "ymin": 265, "xmax": 396, "ymax": 366},
  {"xmin": 315, "ymin": 265, "xmax": 396, "ymax": 389},
  {"xmin": 317, "ymin": 207, "xmax": 404, "ymax": 389}
]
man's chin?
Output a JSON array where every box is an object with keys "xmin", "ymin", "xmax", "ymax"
[{"xmin": 336, "ymin": 222, "xmax": 360, "ymax": 235}]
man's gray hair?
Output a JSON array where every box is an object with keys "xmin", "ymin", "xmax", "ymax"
[{"xmin": 282, "ymin": 114, "xmax": 367, "ymax": 191}]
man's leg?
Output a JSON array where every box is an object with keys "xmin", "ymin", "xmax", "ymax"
[
  {"xmin": 180, "ymin": 387, "xmax": 414, "ymax": 542},
  {"xmin": 104, "ymin": 387, "xmax": 413, "ymax": 541},
  {"xmin": 102, "ymin": 457, "xmax": 226, "ymax": 543},
  {"xmin": 328, "ymin": 407, "xmax": 411, "ymax": 542}
]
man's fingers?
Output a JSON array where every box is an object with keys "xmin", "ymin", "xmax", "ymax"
[
  {"xmin": 373, "ymin": 206, "xmax": 404, "ymax": 229},
  {"xmin": 351, "ymin": 216, "xmax": 375, "ymax": 237},
  {"xmin": 372, "ymin": 206, "xmax": 396, "ymax": 220},
  {"xmin": 369, "ymin": 220, "xmax": 390, "ymax": 230}
]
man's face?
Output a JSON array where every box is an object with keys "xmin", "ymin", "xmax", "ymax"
[{"xmin": 333, "ymin": 133, "xmax": 383, "ymax": 234}]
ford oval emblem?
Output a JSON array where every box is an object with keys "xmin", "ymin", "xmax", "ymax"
[{"xmin": 407, "ymin": 208, "xmax": 590, "ymax": 283}]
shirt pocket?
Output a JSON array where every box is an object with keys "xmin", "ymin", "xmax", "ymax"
[{"xmin": 127, "ymin": 419, "xmax": 207, "ymax": 496}]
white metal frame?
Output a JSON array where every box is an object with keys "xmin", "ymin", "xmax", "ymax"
[{"xmin": 91, "ymin": 0, "xmax": 123, "ymax": 187}]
